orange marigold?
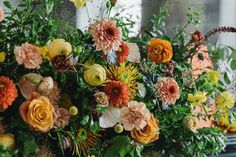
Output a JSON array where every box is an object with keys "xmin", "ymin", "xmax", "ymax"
[
  {"xmin": 147, "ymin": 38, "xmax": 173, "ymax": 64},
  {"xmin": 104, "ymin": 81, "xmax": 131, "ymax": 107},
  {"xmin": 0, "ymin": 76, "xmax": 18, "ymax": 110},
  {"xmin": 117, "ymin": 41, "xmax": 129, "ymax": 63}
]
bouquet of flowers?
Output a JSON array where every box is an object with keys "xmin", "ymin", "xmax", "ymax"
[{"xmin": 0, "ymin": 0, "xmax": 236, "ymax": 157}]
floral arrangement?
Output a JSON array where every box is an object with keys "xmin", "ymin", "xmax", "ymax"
[{"xmin": 0, "ymin": 0, "xmax": 236, "ymax": 157}]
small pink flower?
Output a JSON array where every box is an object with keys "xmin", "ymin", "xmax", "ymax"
[
  {"xmin": 155, "ymin": 77, "xmax": 180, "ymax": 105},
  {"xmin": 54, "ymin": 106, "xmax": 70, "ymax": 128},
  {"xmin": 0, "ymin": 7, "xmax": 4, "ymax": 22},
  {"xmin": 90, "ymin": 19, "xmax": 122, "ymax": 53},
  {"xmin": 120, "ymin": 101, "xmax": 150, "ymax": 131},
  {"xmin": 14, "ymin": 43, "xmax": 42, "ymax": 69}
]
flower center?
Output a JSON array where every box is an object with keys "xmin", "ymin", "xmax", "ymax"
[
  {"xmin": 112, "ymin": 87, "xmax": 120, "ymax": 95},
  {"xmin": 129, "ymin": 110, "xmax": 142, "ymax": 123},
  {"xmin": 0, "ymin": 83, "xmax": 4, "ymax": 88},
  {"xmin": 169, "ymin": 86, "xmax": 176, "ymax": 94},
  {"xmin": 105, "ymin": 28, "xmax": 114, "ymax": 36}
]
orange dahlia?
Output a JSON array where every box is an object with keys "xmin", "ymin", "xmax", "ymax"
[
  {"xmin": 147, "ymin": 38, "xmax": 173, "ymax": 64},
  {"xmin": 104, "ymin": 81, "xmax": 131, "ymax": 107},
  {"xmin": 155, "ymin": 77, "xmax": 180, "ymax": 105},
  {"xmin": 117, "ymin": 41, "xmax": 129, "ymax": 63},
  {"xmin": 0, "ymin": 76, "xmax": 18, "ymax": 110}
]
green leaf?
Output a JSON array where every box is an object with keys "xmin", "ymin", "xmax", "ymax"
[
  {"xmin": 230, "ymin": 60, "xmax": 236, "ymax": 70},
  {"xmin": 3, "ymin": 1, "xmax": 12, "ymax": 9},
  {"xmin": 104, "ymin": 136, "xmax": 131, "ymax": 157},
  {"xmin": 23, "ymin": 138, "xmax": 38, "ymax": 157},
  {"xmin": 223, "ymin": 72, "xmax": 230, "ymax": 84}
]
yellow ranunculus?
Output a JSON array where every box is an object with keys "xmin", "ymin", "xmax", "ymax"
[
  {"xmin": 19, "ymin": 95, "xmax": 55, "ymax": 132},
  {"xmin": 0, "ymin": 52, "xmax": 6, "ymax": 62},
  {"xmin": 0, "ymin": 133, "xmax": 15, "ymax": 150},
  {"xmin": 47, "ymin": 39, "xmax": 72, "ymax": 60},
  {"xmin": 206, "ymin": 70, "xmax": 220, "ymax": 84},
  {"xmin": 84, "ymin": 64, "xmax": 106, "ymax": 86},
  {"xmin": 187, "ymin": 91, "xmax": 207, "ymax": 106},
  {"xmin": 216, "ymin": 91, "xmax": 235, "ymax": 110},
  {"xmin": 183, "ymin": 115, "xmax": 199, "ymax": 133},
  {"xmin": 70, "ymin": 0, "xmax": 89, "ymax": 8}
]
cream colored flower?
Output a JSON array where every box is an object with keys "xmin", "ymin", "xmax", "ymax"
[
  {"xmin": 120, "ymin": 101, "xmax": 150, "ymax": 131},
  {"xmin": 183, "ymin": 115, "xmax": 199, "ymax": 133}
]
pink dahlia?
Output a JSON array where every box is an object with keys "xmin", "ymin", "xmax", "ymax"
[
  {"xmin": 155, "ymin": 77, "xmax": 180, "ymax": 105},
  {"xmin": 0, "ymin": 7, "xmax": 4, "ymax": 22},
  {"xmin": 90, "ymin": 19, "xmax": 122, "ymax": 53},
  {"xmin": 14, "ymin": 43, "xmax": 42, "ymax": 69},
  {"xmin": 120, "ymin": 101, "xmax": 150, "ymax": 131}
]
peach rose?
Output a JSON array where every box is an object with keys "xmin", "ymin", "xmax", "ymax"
[
  {"xmin": 147, "ymin": 38, "xmax": 173, "ymax": 64},
  {"xmin": 131, "ymin": 114, "xmax": 159, "ymax": 144},
  {"xmin": 0, "ymin": 7, "xmax": 4, "ymax": 22},
  {"xmin": 19, "ymin": 93, "xmax": 55, "ymax": 132}
]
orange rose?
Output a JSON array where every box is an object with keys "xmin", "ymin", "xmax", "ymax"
[
  {"xmin": 19, "ymin": 92, "xmax": 55, "ymax": 132},
  {"xmin": 147, "ymin": 38, "xmax": 173, "ymax": 63},
  {"xmin": 131, "ymin": 114, "xmax": 159, "ymax": 144}
]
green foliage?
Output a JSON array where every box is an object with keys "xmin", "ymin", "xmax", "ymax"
[{"xmin": 104, "ymin": 136, "xmax": 132, "ymax": 157}]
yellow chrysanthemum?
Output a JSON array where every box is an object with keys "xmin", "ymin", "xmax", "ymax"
[
  {"xmin": 0, "ymin": 52, "xmax": 6, "ymax": 62},
  {"xmin": 0, "ymin": 133, "xmax": 15, "ymax": 150},
  {"xmin": 206, "ymin": 70, "xmax": 220, "ymax": 84},
  {"xmin": 187, "ymin": 91, "xmax": 207, "ymax": 106},
  {"xmin": 106, "ymin": 63, "xmax": 140, "ymax": 94},
  {"xmin": 216, "ymin": 91, "xmax": 235, "ymax": 110},
  {"xmin": 38, "ymin": 46, "xmax": 50, "ymax": 60},
  {"xmin": 70, "ymin": 128, "xmax": 101, "ymax": 156}
]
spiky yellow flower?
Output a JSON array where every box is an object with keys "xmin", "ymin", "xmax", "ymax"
[
  {"xmin": 70, "ymin": 128, "xmax": 101, "ymax": 156},
  {"xmin": 38, "ymin": 46, "xmax": 50, "ymax": 60},
  {"xmin": 106, "ymin": 63, "xmax": 140, "ymax": 94}
]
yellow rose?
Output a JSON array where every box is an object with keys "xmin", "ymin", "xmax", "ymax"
[
  {"xmin": 216, "ymin": 91, "xmax": 235, "ymax": 110},
  {"xmin": 84, "ymin": 64, "xmax": 106, "ymax": 86},
  {"xmin": 70, "ymin": 0, "xmax": 89, "ymax": 8},
  {"xmin": 0, "ymin": 52, "xmax": 6, "ymax": 62},
  {"xmin": 131, "ymin": 114, "xmax": 159, "ymax": 144},
  {"xmin": 0, "ymin": 133, "xmax": 15, "ymax": 150},
  {"xmin": 147, "ymin": 38, "xmax": 173, "ymax": 64},
  {"xmin": 19, "ymin": 93, "xmax": 55, "ymax": 132},
  {"xmin": 183, "ymin": 115, "xmax": 199, "ymax": 133},
  {"xmin": 47, "ymin": 39, "xmax": 72, "ymax": 60}
]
